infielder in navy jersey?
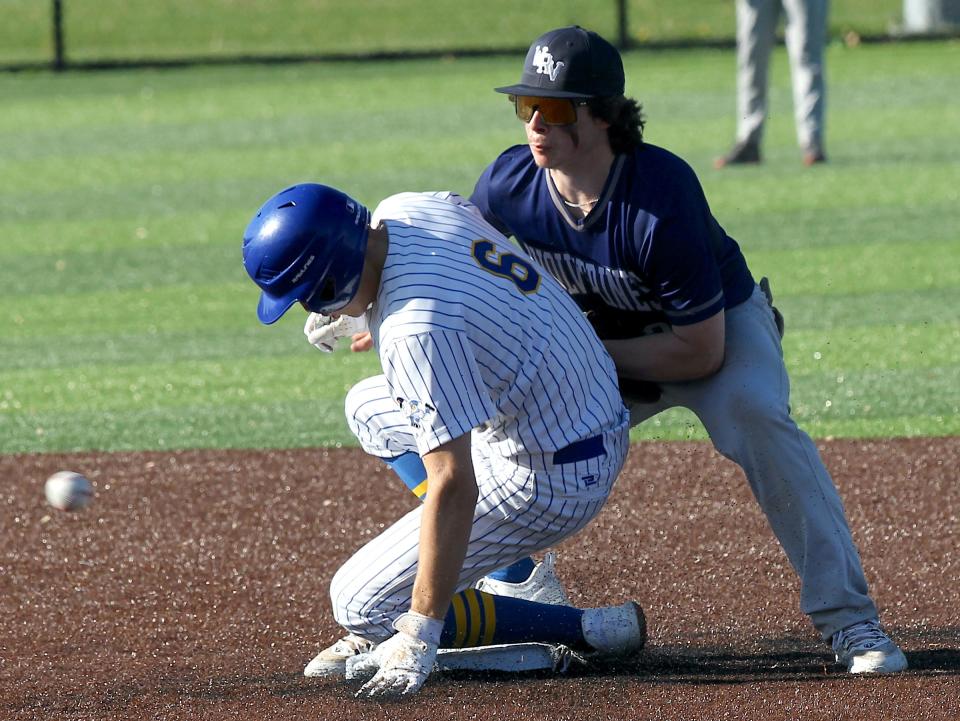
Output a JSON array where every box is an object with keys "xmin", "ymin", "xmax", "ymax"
[
  {"xmin": 469, "ymin": 25, "xmax": 907, "ymax": 675},
  {"xmin": 242, "ymin": 183, "xmax": 645, "ymax": 697}
]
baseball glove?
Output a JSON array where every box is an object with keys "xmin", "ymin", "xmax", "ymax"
[
  {"xmin": 759, "ymin": 276, "xmax": 785, "ymax": 338},
  {"xmin": 618, "ymin": 376, "xmax": 663, "ymax": 405},
  {"xmin": 583, "ymin": 307, "xmax": 651, "ymax": 341},
  {"xmin": 583, "ymin": 309, "xmax": 663, "ymax": 404}
]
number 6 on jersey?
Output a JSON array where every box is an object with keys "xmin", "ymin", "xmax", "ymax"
[{"xmin": 471, "ymin": 239, "xmax": 541, "ymax": 294}]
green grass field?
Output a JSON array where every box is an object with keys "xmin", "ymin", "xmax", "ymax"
[
  {"xmin": 1, "ymin": 39, "xmax": 958, "ymax": 453},
  {"xmin": 2, "ymin": 0, "xmax": 904, "ymax": 65}
]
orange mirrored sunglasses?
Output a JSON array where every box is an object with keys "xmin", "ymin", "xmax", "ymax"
[{"xmin": 510, "ymin": 95, "xmax": 589, "ymax": 126}]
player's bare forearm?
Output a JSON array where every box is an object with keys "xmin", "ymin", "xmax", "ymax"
[
  {"xmin": 411, "ymin": 434, "xmax": 479, "ymax": 621},
  {"xmin": 605, "ymin": 310, "xmax": 725, "ymax": 382}
]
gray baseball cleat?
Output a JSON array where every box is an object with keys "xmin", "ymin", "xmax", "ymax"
[
  {"xmin": 832, "ymin": 618, "xmax": 907, "ymax": 673},
  {"xmin": 580, "ymin": 601, "xmax": 647, "ymax": 657},
  {"xmin": 303, "ymin": 633, "xmax": 377, "ymax": 677},
  {"xmin": 474, "ymin": 551, "xmax": 571, "ymax": 605}
]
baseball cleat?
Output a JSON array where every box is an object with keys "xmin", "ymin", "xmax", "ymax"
[
  {"xmin": 802, "ymin": 143, "xmax": 827, "ymax": 166},
  {"xmin": 832, "ymin": 618, "xmax": 907, "ymax": 674},
  {"xmin": 713, "ymin": 139, "xmax": 761, "ymax": 168},
  {"xmin": 580, "ymin": 601, "xmax": 646, "ymax": 657},
  {"xmin": 474, "ymin": 551, "xmax": 571, "ymax": 605},
  {"xmin": 304, "ymin": 633, "xmax": 377, "ymax": 677}
]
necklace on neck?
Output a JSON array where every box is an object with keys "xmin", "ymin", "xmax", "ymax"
[
  {"xmin": 560, "ymin": 196, "xmax": 599, "ymax": 208},
  {"xmin": 549, "ymin": 170, "xmax": 599, "ymax": 209}
]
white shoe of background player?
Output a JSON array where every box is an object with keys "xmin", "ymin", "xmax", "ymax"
[
  {"xmin": 580, "ymin": 601, "xmax": 647, "ymax": 657},
  {"xmin": 474, "ymin": 551, "xmax": 571, "ymax": 605},
  {"xmin": 832, "ymin": 618, "xmax": 908, "ymax": 673},
  {"xmin": 304, "ymin": 633, "xmax": 376, "ymax": 677}
]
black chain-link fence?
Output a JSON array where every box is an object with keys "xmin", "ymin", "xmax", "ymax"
[{"xmin": 3, "ymin": 0, "xmax": 953, "ymax": 72}]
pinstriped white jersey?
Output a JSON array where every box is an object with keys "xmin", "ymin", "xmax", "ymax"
[{"xmin": 367, "ymin": 191, "xmax": 625, "ymax": 462}]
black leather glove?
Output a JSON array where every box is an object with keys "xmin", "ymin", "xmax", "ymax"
[
  {"xmin": 759, "ymin": 276, "xmax": 785, "ymax": 338},
  {"xmin": 584, "ymin": 309, "xmax": 663, "ymax": 404},
  {"xmin": 618, "ymin": 376, "xmax": 662, "ymax": 404}
]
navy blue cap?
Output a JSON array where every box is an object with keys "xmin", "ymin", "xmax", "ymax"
[{"xmin": 495, "ymin": 26, "xmax": 625, "ymax": 99}]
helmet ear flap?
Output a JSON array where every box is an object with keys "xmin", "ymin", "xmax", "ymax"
[
  {"xmin": 242, "ymin": 183, "xmax": 370, "ymax": 324},
  {"xmin": 303, "ymin": 276, "xmax": 338, "ymax": 311}
]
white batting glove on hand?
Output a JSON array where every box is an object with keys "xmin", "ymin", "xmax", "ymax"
[
  {"xmin": 303, "ymin": 312, "xmax": 369, "ymax": 353},
  {"xmin": 346, "ymin": 612, "xmax": 443, "ymax": 698}
]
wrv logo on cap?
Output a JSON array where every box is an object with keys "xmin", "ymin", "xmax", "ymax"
[{"xmin": 532, "ymin": 45, "xmax": 564, "ymax": 82}]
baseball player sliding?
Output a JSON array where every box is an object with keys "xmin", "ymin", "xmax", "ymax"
[{"xmin": 243, "ymin": 184, "xmax": 645, "ymax": 697}]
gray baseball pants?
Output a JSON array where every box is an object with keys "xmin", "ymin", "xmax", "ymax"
[
  {"xmin": 629, "ymin": 284, "xmax": 877, "ymax": 640},
  {"xmin": 735, "ymin": 0, "xmax": 828, "ymax": 149}
]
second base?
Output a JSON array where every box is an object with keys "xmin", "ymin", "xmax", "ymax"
[{"xmin": 435, "ymin": 643, "xmax": 583, "ymax": 674}]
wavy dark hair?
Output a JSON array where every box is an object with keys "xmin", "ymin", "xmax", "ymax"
[{"xmin": 586, "ymin": 95, "xmax": 645, "ymax": 153}]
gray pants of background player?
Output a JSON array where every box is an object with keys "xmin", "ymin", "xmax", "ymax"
[
  {"xmin": 630, "ymin": 284, "xmax": 877, "ymax": 641},
  {"xmin": 735, "ymin": 0, "xmax": 828, "ymax": 150}
]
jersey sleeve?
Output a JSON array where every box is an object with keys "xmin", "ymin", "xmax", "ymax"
[
  {"xmin": 380, "ymin": 330, "xmax": 499, "ymax": 456},
  {"xmin": 469, "ymin": 160, "xmax": 512, "ymax": 237},
  {"xmin": 638, "ymin": 169, "xmax": 726, "ymax": 326}
]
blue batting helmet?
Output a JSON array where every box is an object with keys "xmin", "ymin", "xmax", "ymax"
[{"xmin": 242, "ymin": 183, "xmax": 370, "ymax": 325}]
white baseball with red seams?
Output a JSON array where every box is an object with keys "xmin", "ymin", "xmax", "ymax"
[{"xmin": 44, "ymin": 471, "xmax": 93, "ymax": 511}]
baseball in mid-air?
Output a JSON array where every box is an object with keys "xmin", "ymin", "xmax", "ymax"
[{"xmin": 44, "ymin": 471, "xmax": 94, "ymax": 511}]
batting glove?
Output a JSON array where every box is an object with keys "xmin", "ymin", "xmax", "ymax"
[
  {"xmin": 303, "ymin": 312, "xmax": 369, "ymax": 353},
  {"xmin": 346, "ymin": 611, "xmax": 442, "ymax": 698}
]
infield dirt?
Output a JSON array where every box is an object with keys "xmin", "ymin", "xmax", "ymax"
[{"xmin": 2, "ymin": 438, "xmax": 958, "ymax": 720}]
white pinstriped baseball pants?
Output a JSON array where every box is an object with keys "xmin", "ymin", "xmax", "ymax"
[{"xmin": 330, "ymin": 379, "xmax": 630, "ymax": 641}]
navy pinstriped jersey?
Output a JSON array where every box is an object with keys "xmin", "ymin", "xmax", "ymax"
[
  {"xmin": 368, "ymin": 192, "xmax": 626, "ymax": 462},
  {"xmin": 470, "ymin": 144, "xmax": 756, "ymax": 336}
]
